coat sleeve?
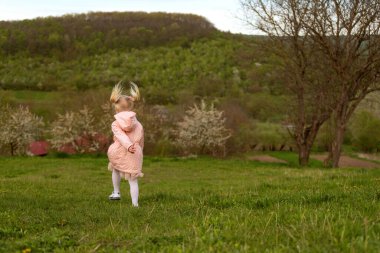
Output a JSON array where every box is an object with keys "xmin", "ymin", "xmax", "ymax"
[
  {"xmin": 111, "ymin": 121, "xmax": 133, "ymax": 150},
  {"xmin": 139, "ymin": 131, "xmax": 144, "ymax": 150}
]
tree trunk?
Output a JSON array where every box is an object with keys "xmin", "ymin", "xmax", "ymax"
[
  {"xmin": 298, "ymin": 143, "xmax": 311, "ymax": 166},
  {"xmin": 325, "ymin": 97, "xmax": 361, "ymax": 168},
  {"xmin": 294, "ymin": 122, "xmax": 322, "ymax": 167},
  {"xmin": 10, "ymin": 143, "xmax": 15, "ymax": 156},
  {"xmin": 325, "ymin": 121, "xmax": 346, "ymax": 168}
]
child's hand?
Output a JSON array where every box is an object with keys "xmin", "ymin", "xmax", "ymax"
[{"xmin": 128, "ymin": 143, "xmax": 136, "ymax": 153}]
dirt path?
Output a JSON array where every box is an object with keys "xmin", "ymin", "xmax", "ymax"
[
  {"xmin": 311, "ymin": 154, "xmax": 380, "ymax": 168},
  {"xmin": 248, "ymin": 155, "xmax": 288, "ymax": 164},
  {"xmin": 248, "ymin": 153, "xmax": 379, "ymax": 168}
]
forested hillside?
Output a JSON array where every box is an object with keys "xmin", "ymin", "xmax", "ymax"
[
  {"xmin": 0, "ymin": 12, "xmax": 276, "ymax": 97},
  {"xmin": 0, "ymin": 12, "xmax": 216, "ymax": 58}
]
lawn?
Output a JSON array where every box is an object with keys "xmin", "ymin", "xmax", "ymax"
[{"xmin": 0, "ymin": 155, "xmax": 379, "ymax": 252}]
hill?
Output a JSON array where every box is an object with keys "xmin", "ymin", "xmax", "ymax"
[
  {"xmin": 0, "ymin": 12, "xmax": 216, "ymax": 58},
  {"xmin": 0, "ymin": 12, "xmax": 276, "ymax": 97}
]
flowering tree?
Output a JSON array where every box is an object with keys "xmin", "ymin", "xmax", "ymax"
[
  {"xmin": 0, "ymin": 104, "xmax": 44, "ymax": 155},
  {"xmin": 49, "ymin": 106, "xmax": 104, "ymax": 153},
  {"xmin": 174, "ymin": 100, "xmax": 231, "ymax": 156},
  {"xmin": 97, "ymin": 103, "xmax": 115, "ymax": 138}
]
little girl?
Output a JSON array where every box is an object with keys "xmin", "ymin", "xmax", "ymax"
[{"xmin": 107, "ymin": 81, "xmax": 144, "ymax": 207}]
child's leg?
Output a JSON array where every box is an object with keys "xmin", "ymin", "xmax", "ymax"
[
  {"xmin": 112, "ymin": 169, "xmax": 121, "ymax": 193},
  {"xmin": 128, "ymin": 178, "xmax": 139, "ymax": 207}
]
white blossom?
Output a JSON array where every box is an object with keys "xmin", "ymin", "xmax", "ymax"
[
  {"xmin": 49, "ymin": 106, "xmax": 101, "ymax": 153},
  {"xmin": 174, "ymin": 100, "xmax": 231, "ymax": 156},
  {"xmin": 0, "ymin": 104, "xmax": 44, "ymax": 155}
]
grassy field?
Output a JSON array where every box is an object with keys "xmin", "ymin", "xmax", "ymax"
[{"xmin": 0, "ymin": 155, "xmax": 379, "ymax": 252}]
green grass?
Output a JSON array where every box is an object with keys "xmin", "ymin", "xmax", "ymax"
[
  {"xmin": 267, "ymin": 151, "xmax": 325, "ymax": 168},
  {"xmin": 0, "ymin": 156, "xmax": 380, "ymax": 252},
  {"xmin": 0, "ymin": 90, "xmax": 65, "ymax": 119}
]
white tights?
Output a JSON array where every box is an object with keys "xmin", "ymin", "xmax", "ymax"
[{"xmin": 112, "ymin": 169, "xmax": 139, "ymax": 207}]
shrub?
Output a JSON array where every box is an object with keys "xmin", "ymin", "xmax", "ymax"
[
  {"xmin": 226, "ymin": 120, "xmax": 257, "ymax": 154},
  {"xmin": 97, "ymin": 103, "xmax": 115, "ymax": 138},
  {"xmin": 250, "ymin": 122, "xmax": 292, "ymax": 151},
  {"xmin": 138, "ymin": 104, "xmax": 177, "ymax": 155},
  {"xmin": 226, "ymin": 120, "xmax": 294, "ymax": 154},
  {"xmin": 173, "ymin": 100, "xmax": 231, "ymax": 156},
  {"xmin": 348, "ymin": 110, "xmax": 380, "ymax": 152},
  {"xmin": 313, "ymin": 119, "xmax": 335, "ymax": 152},
  {"xmin": 0, "ymin": 104, "xmax": 44, "ymax": 155},
  {"xmin": 143, "ymin": 105, "xmax": 173, "ymax": 143},
  {"xmin": 49, "ymin": 106, "xmax": 108, "ymax": 153}
]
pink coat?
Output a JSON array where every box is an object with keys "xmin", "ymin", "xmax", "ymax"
[{"xmin": 107, "ymin": 111, "xmax": 144, "ymax": 180}]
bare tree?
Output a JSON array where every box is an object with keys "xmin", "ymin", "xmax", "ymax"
[
  {"xmin": 300, "ymin": 0, "xmax": 380, "ymax": 167},
  {"xmin": 241, "ymin": 0, "xmax": 380, "ymax": 167},
  {"xmin": 240, "ymin": 0, "xmax": 335, "ymax": 166}
]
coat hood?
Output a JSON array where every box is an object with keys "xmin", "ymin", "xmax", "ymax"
[{"xmin": 114, "ymin": 111, "xmax": 137, "ymax": 132}]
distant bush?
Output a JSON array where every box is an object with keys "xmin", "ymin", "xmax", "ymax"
[
  {"xmin": 219, "ymin": 99, "xmax": 255, "ymax": 154},
  {"xmin": 173, "ymin": 100, "xmax": 231, "ymax": 156},
  {"xmin": 313, "ymin": 119, "xmax": 335, "ymax": 152},
  {"xmin": 97, "ymin": 103, "xmax": 115, "ymax": 138},
  {"xmin": 348, "ymin": 110, "xmax": 380, "ymax": 152},
  {"xmin": 251, "ymin": 122, "xmax": 292, "ymax": 151},
  {"xmin": 49, "ymin": 106, "xmax": 109, "ymax": 153},
  {"xmin": 226, "ymin": 120, "xmax": 258, "ymax": 153},
  {"xmin": 0, "ymin": 104, "xmax": 44, "ymax": 155},
  {"xmin": 138, "ymin": 104, "xmax": 177, "ymax": 156},
  {"xmin": 244, "ymin": 93, "xmax": 288, "ymax": 121}
]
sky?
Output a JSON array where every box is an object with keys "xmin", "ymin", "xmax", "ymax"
[{"xmin": 0, "ymin": 0, "xmax": 254, "ymax": 34}]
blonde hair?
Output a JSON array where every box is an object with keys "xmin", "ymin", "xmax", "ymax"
[{"xmin": 110, "ymin": 81, "xmax": 141, "ymax": 112}]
